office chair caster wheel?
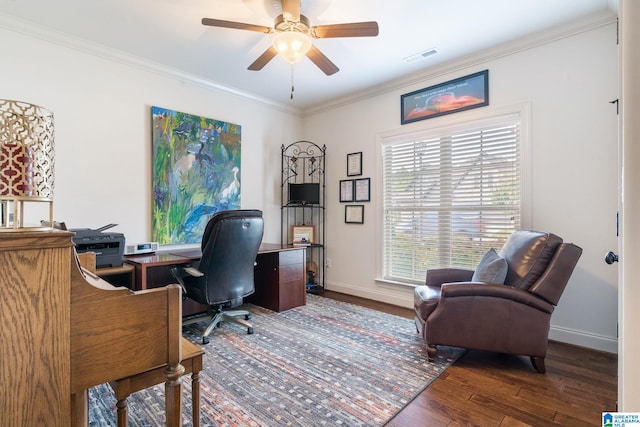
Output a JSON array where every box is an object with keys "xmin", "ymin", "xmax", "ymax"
[
  {"xmin": 202, "ymin": 336, "xmax": 210, "ymax": 345},
  {"xmin": 247, "ymin": 327, "xmax": 254, "ymax": 335}
]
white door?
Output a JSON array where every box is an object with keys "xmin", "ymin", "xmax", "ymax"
[{"xmin": 618, "ymin": 0, "xmax": 640, "ymax": 411}]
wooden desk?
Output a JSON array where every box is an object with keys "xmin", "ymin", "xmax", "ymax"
[{"xmin": 124, "ymin": 243, "xmax": 306, "ymax": 314}]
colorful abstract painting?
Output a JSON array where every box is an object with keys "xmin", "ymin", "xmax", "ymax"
[{"xmin": 151, "ymin": 106, "xmax": 241, "ymax": 245}]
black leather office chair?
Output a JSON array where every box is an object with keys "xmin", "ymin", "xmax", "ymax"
[{"xmin": 171, "ymin": 209, "xmax": 264, "ymax": 344}]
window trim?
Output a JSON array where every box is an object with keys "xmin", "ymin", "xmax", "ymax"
[{"xmin": 374, "ymin": 103, "xmax": 531, "ymax": 286}]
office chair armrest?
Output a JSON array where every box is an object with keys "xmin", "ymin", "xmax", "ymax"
[
  {"xmin": 182, "ymin": 266, "xmax": 204, "ymax": 277},
  {"xmin": 169, "ymin": 266, "xmax": 189, "ymax": 297},
  {"xmin": 170, "ymin": 265, "xmax": 205, "ymax": 300}
]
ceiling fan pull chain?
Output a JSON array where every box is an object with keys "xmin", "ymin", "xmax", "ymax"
[{"xmin": 290, "ymin": 64, "xmax": 295, "ymax": 99}]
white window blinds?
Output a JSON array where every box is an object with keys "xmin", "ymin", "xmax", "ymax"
[{"xmin": 382, "ymin": 114, "xmax": 521, "ymax": 284}]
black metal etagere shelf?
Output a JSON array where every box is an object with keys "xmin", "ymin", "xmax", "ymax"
[{"xmin": 281, "ymin": 141, "xmax": 325, "ymax": 294}]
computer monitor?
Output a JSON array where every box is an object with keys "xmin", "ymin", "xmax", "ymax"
[{"xmin": 288, "ymin": 183, "xmax": 320, "ymax": 205}]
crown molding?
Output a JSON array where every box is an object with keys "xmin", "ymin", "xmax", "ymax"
[
  {"xmin": 302, "ymin": 10, "xmax": 617, "ymax": 116},
  {"xmin": 0, "ymin": 9, "xmax": 616, "ymax": 119},
  {"xmin": 0, "ymin": 13, "xmax": 302, "ymax": 117}
]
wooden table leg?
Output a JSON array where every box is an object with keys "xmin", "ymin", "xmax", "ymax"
[
  {"xmin": 116, "ymin": 397, "xmax": 128, "ymax": 427},
  {"xmin": 70, "ymin": 389, "xmax": 89, "ymax": 427},
  {"xmin": 192, "ymin": 370, "xmax": 201, "ymax": 427},
  {"xmin": 164, "ymin": 376, "xmax": 183, "ymax": 427}
]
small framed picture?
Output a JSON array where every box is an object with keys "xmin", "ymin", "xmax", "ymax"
[
  {"xmin": 347, "ymin": 152, "xmax": 362, "ymax": 176},
  {"xmin": 354, "ymin": 178, "xmax": 370, "ymax": 202},
  {"xmin": 345, "ymin": 205, "xmax": 364, "ymax": 224},
  {"xmin": 340, "ymin": 179, "xmax": 354, "ymax": 202},
  {"xmin": 291, "ymin": 225, "xmax": 315, "ymax": 244}
]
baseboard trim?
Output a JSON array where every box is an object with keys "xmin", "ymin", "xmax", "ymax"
[
  {"xmin": 325, "ymin": 280, "xmax": 618, "ymax": 354},
  {"xmin": 549, "ymin": 325, "xmax": 617, "ymax": 354},
  {"xmin": 325, "ymin": 280, "xmax": 414, "ymax": 309}
]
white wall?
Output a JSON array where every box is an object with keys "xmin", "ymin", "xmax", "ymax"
[
  {"xmin": 0, "ymin": 26, "xmax": 303, "ymax": 245},
  {"xmin": 304, "ymin": 22, "xmax": 619, "ymax": 352}
]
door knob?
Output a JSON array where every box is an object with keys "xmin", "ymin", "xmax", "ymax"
[{"xmin": 605, "ymin": 251, "xmax": 619, "ymax": 264}]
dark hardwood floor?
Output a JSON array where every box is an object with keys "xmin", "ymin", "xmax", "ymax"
[{"xmin": 323, "ymin": 291, "xmax": 618, "ymax": 427}]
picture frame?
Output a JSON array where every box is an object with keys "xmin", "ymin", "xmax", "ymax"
[
  {"xmin": 291, "ymin": 225, "xmax": 315, "ymax": 244},
  {"xmin": 339, "ymin": 179, "xmax": 354, "ymax": 202},
  {"xmin": 347, "ymin": 152, "xmax": 363, "ymax": 176},
  {"xmin": 401, "ymin": 69, "xmax": 489, "ymax": 125},
  {"xmin": 345, "ymin": 205, "xmax": 364, "ymax": 224},
  {"xmin": 354, "ymin": 178, "xmax": 370, "ymax": 202}
]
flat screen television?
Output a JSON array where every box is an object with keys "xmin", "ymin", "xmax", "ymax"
[{"xmin": 288, "ymin": 183, "xmax": 320, "ymax": 205}]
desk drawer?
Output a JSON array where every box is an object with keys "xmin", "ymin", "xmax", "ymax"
[
  {"xmin": 279, "ymin": 264, "xmax": 304, "ymax": 283},
  {"xmin": 279, "ymin": 278, "xmax": 305, "ymax": 311},
  {"xmin": 279, "ymin": 248, "xmax": 304, "ymax": 266},
  {"xmin": 277, "ymin": 251, "xmax": 305, "ymax": 311}
]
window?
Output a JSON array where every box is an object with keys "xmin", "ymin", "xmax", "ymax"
[{"xmin": 381, "ymin": 113, "xmax": 521, "ymax": 285}]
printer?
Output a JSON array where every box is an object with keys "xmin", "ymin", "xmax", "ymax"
[{"xmin": 71, "ymin": 224, "xmax": 125, "ymax": 268}]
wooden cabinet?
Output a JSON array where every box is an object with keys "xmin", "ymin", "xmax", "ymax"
[
  {"xmin": 250, "ymin": 247, "xmax": 306, "ymax": 312},
  {"xmin": 0, "ymin": 230, "xmax": 74, "ymax": 426},
  {"xmin": 0, "ymin": 230, "xmax": 185, "ymax": 426}
]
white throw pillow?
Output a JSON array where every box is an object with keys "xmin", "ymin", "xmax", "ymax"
[{"xmin": 471, "ymin": 248, "xmax": 508, "ymax": 284}]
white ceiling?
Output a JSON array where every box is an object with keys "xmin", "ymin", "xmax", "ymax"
[{"xmin": 0, "ymin": 0, "xmax": 617, "ymax": 111}]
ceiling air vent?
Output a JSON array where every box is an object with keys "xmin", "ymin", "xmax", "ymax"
[{"xmin": 403, "ymin": 48, "xmax": 439, "ymax": 64}]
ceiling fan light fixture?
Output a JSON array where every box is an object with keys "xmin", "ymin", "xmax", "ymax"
[{"xmin": 272, "ymin": 31, "xmax": 312, "ymax": 63}]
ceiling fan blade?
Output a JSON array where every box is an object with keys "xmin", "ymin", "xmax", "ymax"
[
  {"xmin": 281, "ymin": 0, "xmax": 301, "ymax": 22},
  {"xmin": 248, "ymin": 46, "xmax": 278, "ymax": 71},
  {"xmin": 202, "ymin": 18, "xmax": 272, "ymax": 33},
  {"xmin": 312, "ymin": 22, "xmax": 379, "ymax": 38},
  {"xmin": 306, "ymin": 45, "xmax": 339, "ymax": 76}
]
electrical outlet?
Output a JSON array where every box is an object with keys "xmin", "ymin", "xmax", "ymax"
[{"xmin": 326, "ymin": 258, "xmax": 332, "ymax": 268}]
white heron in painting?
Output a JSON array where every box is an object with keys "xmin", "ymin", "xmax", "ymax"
[{"xmin": 219, "ymin": 166, "xmax": 240, "ymax": 201}]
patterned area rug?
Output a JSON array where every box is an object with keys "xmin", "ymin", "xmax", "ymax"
[{"xmin": 88, "ymin": 294, "xmax": 463, "ymax": 426}]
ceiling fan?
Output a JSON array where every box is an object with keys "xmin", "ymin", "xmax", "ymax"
[{"xmin": 202, "ymin": 0, "xmax": 379, "ymax": 76}]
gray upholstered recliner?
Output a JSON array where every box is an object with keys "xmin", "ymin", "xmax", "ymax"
[{"xmin": 413, "ymin": 229, "xmax": 582, "ymax": 373}]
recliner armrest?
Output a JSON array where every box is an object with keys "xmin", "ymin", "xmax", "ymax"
[
  {"xmin": 426, "ymin": 268, "xmax": 474, "ymax": 287},
  {"xmin": 440, "ymin": 282, "xmax": 554, "ymax": 314}
]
